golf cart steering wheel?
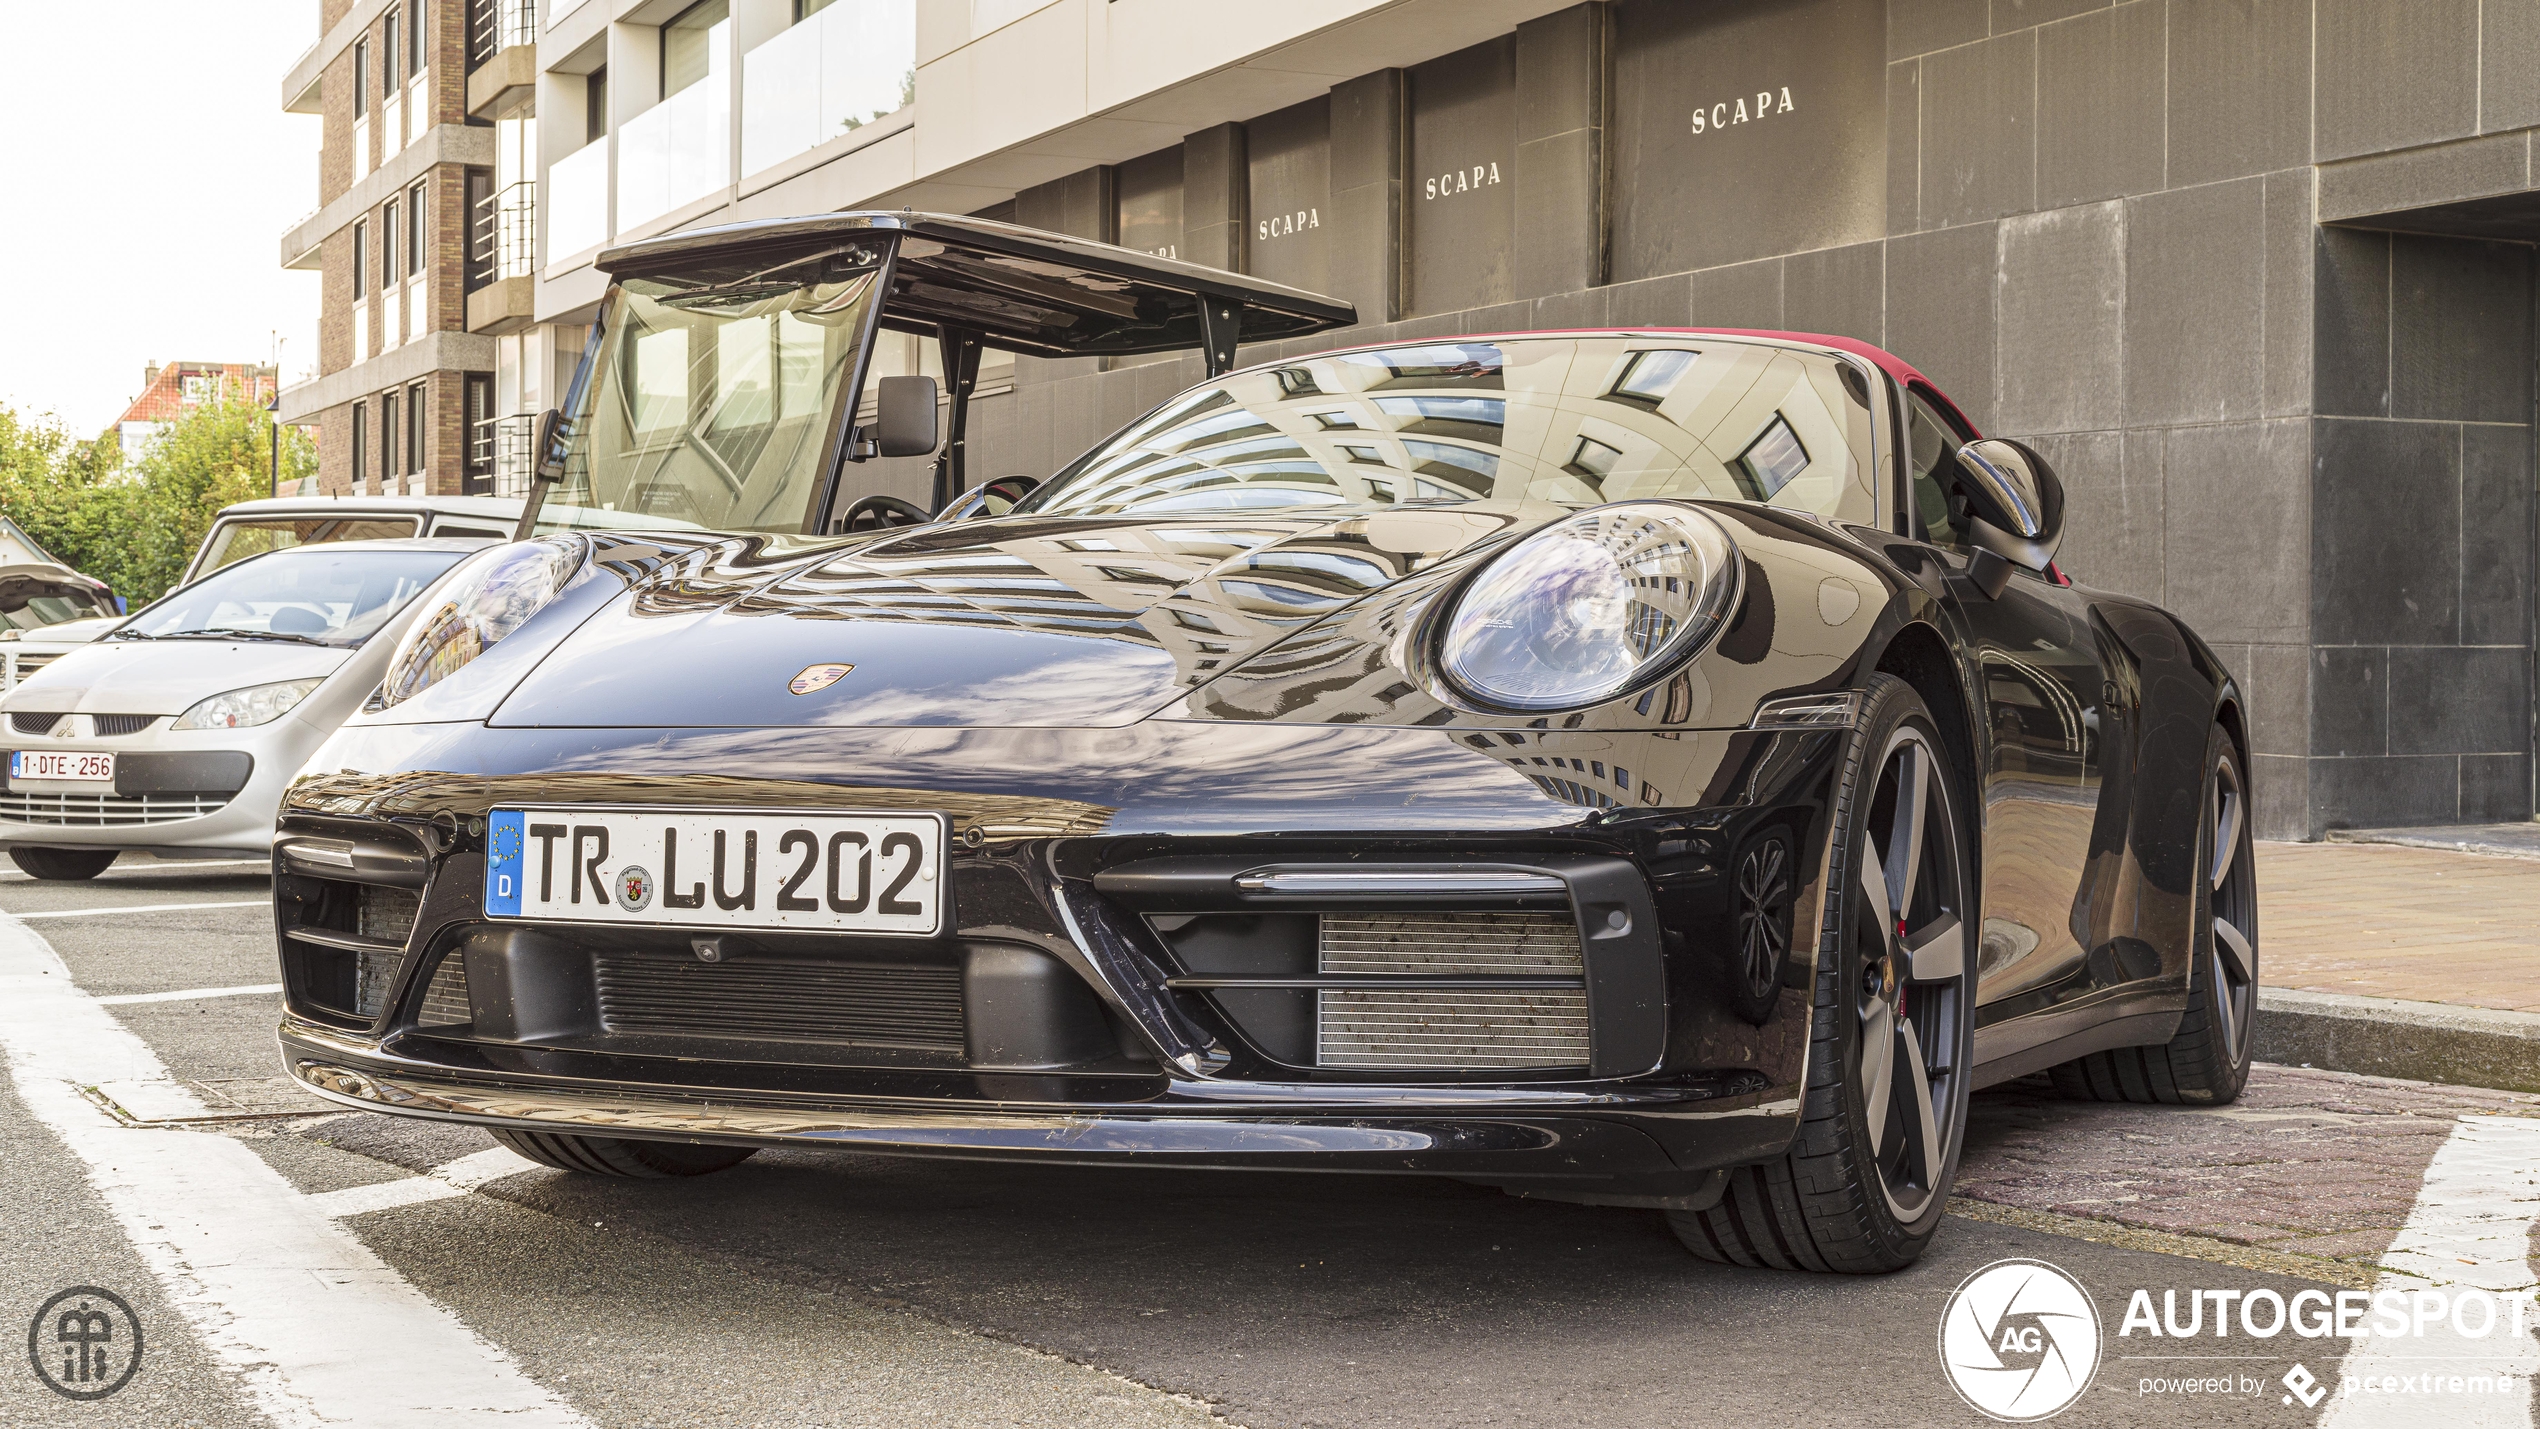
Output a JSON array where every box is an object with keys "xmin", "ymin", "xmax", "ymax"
[{"xmin": 839, "ymin": 495, "xmax": 934, "ymax": 533}]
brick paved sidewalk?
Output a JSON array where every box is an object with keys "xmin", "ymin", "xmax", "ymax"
[
  {"xmin": 1958, "ymin": 1063, "xmax": 2540, "ymax": 1283},
  {"xmin": 2257, "ymin": 840, "xmax": 2540, "ymax": 1015}
]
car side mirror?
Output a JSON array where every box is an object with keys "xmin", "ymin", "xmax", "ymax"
[
  {"xmin": 875, "ymin": 376, "xmax": 939, "ymax": 458},
  {"xmin": 1950, "ymin": 438, "xmax": 2063, "ymax": 573}
]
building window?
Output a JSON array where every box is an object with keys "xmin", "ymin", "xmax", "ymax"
[
  {"xmin": 463, "ymin": 167, "xmax": 493, "ymax": 289},
  {"xmin": 408, "ymin": 381, "xmax": 427, "ymax": 480},
  {"xmin": 351, "ymin": 220, "xmax": 368, "ymax": 298},
  {"xmin": 382, "ymin": 197, "xmax": 400, "ymax": 284},
  {"xmin": 585, "ymin": 65, "xmax": 608, "ymax": 144},
  {"xmin": 353, "ymin": 38, "xmax": 370, "ymax": 118},
  {"xmin": 463, "ymin": 371, "xmax": 495, "ymax": 490},
  {"xmin": 381, "ymin": 390, "xmax": 400, "ymax": 479},
  {"xmin": 661, "ymin": 1, "xmax": 728, "ymax": 99},
  {"xmin": 794, "ymin": 0, "xmax": 835, "ymax": 17},
  {"xmin": 350, "ymin": 401, "xmax": 368, "ymax": 487},
  {"xmin": 408, "ymin": 0, "xmax": 426, "ymax": 77},
  {"xmin": 384, "ymin": 7, "xmax": 402, "ymax": 87},
  {"xmin": 408, "ymin": 182, "xmax": 428, "ymax": 281}
]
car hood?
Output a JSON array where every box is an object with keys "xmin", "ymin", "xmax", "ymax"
[
  {"xmin": 4, "ymin": 639, "xmax": 353, "ymax": 714},
  {"xmin": 494, "ymin": 505, "xmax": 1563, "ymax": 729},
  {"xmin": 15, "ymin": 614, "xmax": 123, "ymax": 647}
]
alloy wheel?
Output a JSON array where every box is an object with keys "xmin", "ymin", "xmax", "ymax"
[
  {"xmin": 2207, "ymin": 755, "xmax": 2258, "ymax": 1065},
  {"xmin": 1737, "ymin": 836, "xmax": 1792, "ymax": 1003},
  {"xmin": 1852, "ymin": 725, "xmax": 1968, "ymax": 1222}
]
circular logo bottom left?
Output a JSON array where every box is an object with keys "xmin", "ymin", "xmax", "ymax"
[{"xmin": 28, "ymin": 1286, "xmax": 143, "ymax": 1400}]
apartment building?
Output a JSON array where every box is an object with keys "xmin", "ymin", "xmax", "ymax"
[{"xmin": 278, "ymin": 0, "xmax": 2540, "ymax": 839}]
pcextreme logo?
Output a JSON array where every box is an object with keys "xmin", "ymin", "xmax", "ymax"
[{"xmin": 1938, "ymin": 1259, "xmax": 2103, "ymax": 1422}]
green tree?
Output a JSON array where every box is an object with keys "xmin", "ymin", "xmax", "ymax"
[{"xmin": 0, "ymin": 398, "xmax": 317, "ymax": 606}]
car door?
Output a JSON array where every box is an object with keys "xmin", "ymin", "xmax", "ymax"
[{"xmin": 1897, "ymin": 389, "xmax": 2107, "ymax": 1025}]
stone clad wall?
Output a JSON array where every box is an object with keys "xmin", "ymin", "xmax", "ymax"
[{"xmin": 943, "ymin": 0, "xmax": 2540, "ymax": 838}]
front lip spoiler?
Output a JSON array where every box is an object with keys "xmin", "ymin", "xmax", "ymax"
[{"xmin": 291, "ymin": 1059, "xmax": 1556, "ymax": 1156}]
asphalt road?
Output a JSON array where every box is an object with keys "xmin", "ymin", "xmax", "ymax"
[{"xmin": 0, "ymin": 857, "xmax": 2528, "ymax": 1428}]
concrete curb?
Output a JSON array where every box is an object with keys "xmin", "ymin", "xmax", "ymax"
[
  {"xmin": 2324, "ymin": 824, "xmax": 2540, "ymax": 860},
  {"xmin": 2255, "ymin": 988, "xmax": 2540, "ymax": 1094}
]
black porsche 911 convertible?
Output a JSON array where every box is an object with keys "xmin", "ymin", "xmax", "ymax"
[{"xmin": 272, "ymin": 212, "xmax": 2257, "ymax": 1274}]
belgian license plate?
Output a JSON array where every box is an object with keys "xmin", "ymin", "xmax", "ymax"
[
  {"xmin": 11, "ymin": 750, "xmax": 113, "ymax": 783},
  {"xmin": 482, "ymin": 807, "xmax": 946, "ymax": 936}
]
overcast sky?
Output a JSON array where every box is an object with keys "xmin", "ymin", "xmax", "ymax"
[{"xmin": 0, "ymin": 2, "xmax": 323, "ymax": 436}]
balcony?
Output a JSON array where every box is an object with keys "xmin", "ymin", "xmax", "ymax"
[
  {"xmin": 616, "ymin": 76, "xmax": 728, "ymax": 236},
  {"xmin": 470, "ymin": 413, "xmax": 538, "ymax": 498},
  {"xmin": 547, "ymin": 135, "xmax": 609, "ymax": 264},
  {"xmin": 466, "ymin": 0, "xmax": 538, "ymax": 119},
  {"xmin": 468, "ymin": 180, "xmax": 538, "ymax": 334},
  {"xmin": 740, "ymin": 0, "xmax": 916, "ymax": 180}
]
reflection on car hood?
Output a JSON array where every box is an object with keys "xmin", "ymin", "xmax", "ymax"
[
  {"xmin": 495, "ymin": 505, "xmax": 1561, "ymax": 728},
  {"xmin": 2, "ymin": 639, "xmax": 351, "ymax": 712},
  {"xmin": 14, "ymin": 614, "xmax": 124, "ymax": 647}
]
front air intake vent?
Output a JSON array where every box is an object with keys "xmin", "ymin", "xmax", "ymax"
[
  {"xmin": 359, "ymin": 886, "xmax": 420, "ymax": 945},
  {"xmin": 9, "ymin": 711, "xmax": 61, "ymax": 735},
  {"xmin": 90, "ymin": 714, "xmax": 157, "ymax": 736},
  {"xmin": 1316, "ymin": 911, "xmax": 1591, "ymax": 1070},
  {"xmin": 593, "ymin": 956, "xmax": 965, "ymax": 1053},
  {"xmin": 415, "ymin": 952, "xmax": 471, "ymax": 1028}
]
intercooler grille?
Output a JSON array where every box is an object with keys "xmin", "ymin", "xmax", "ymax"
[
  {"xmin": 416, "ymin": 953, "xmax": 471, "ymax": 1028},
  {"xmin": 1315, "ymin": 912, "xmax": 1592, "ymax": 1070},
  {"xmin": 592, "ymin": 956, "xmax": 965, "ymax": 1053},
  {"xmin": 359, "ymin": 886, "xmax": 420, "ymax": 944}
]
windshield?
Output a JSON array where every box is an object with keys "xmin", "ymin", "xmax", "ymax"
[
  {"xmin": 116, "ymin": 545, "xmax": 471, "ymax": 648},
  {"xmin": 195, "ymin": 516, "xmax": 423, "ymax": 576},
  {"xmin": 1019, "ymin": 337, "xmax": 1880, "ymax": 523},
  {"xmin": 540, "ymin": 237, "xmax": 889, "ymax": 536}
]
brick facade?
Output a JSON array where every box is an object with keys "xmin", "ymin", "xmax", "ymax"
[{"xmin": 297, "ymin": 0, "xmax": 487, "ymax": 498}]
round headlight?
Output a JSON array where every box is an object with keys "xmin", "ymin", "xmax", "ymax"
[
  {"xmin": 381, "ymin": 539, "xmax": 584, "ymax": 708},
  {"xmin": 1439, "ymin": 502, "xmax": 1742, "ymax": 712}
]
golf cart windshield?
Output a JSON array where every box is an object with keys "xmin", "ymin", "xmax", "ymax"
[{"xmin": 539, "ymin": 237, "xmax": 888, "ymax": 536}]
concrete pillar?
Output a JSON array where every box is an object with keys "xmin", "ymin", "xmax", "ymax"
[
  {"xmin": 1330, "ymin": 68, "xmax": 1406, "ymax": 323},
  {"xmin": 1181, "ymin": 123, "xmax": 1247, "ymax": 272},
  {"xmin": 1515, "ymin": 2, "xmax": 1609, "ymax": 299}
]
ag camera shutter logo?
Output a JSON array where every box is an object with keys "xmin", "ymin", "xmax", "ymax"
[{"xmin": 1939, "ymin": 1258, "xmax": 2103, "ymax": 1421}]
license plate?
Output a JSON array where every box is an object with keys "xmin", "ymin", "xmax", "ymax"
[
  {"xmin": 10, "ymin": 750, "xmax": 113, "ymax": 783},
  {"xmin": 482, "ymin": 806, "xmax": 946, "ymax": 936}
]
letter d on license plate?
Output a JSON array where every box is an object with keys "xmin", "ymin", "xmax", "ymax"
[{"xmin": 482, "ymin": 806, "xmax": 946, "ymax": 936}]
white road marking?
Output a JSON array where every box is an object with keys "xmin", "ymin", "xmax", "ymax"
[
  {"xmin": 306, "ymin": 1146, "xmax": 543, "ymax": 1219},
  {"xmin": 2318, "ymin": 1115, "xmax": 2540, "ymax": 1428},
  {"xmin": 0, "ymin": 917, "xmax": 589, "ymax": 1428},
  {"xmin": 12, "ymin": 898, "xmax": 269, "ymax": 919},
  {"xmin": 96, "ymin": 981, "xmax": 283, "ymax": 1005}
]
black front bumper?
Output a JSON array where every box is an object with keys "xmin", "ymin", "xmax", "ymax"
[{"xmin": 273, "ymin": 718, "xmax": 1846, "ymax": 1201}]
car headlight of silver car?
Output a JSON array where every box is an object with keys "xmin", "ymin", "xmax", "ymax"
[
  {"xmin": 173, "ymin": 677, "xmax": 326, "ymax": 730},
  {"xmin": 1438, "ymin": 502, "xmax": 1743, "ymax": 712},
  {"xmin": 381, "ymin": 538, "xmax": 585, "ymax": 708}
]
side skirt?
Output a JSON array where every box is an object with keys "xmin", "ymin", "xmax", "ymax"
[{"xmin": 1970, "ymin": 1010, "xmax": 2183, "ymax": 1090}]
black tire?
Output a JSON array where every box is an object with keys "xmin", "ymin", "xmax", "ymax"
[
  {"xmin": 490, "ymin": 1128, "xmax": 758, "ymax": 1178},
  {"xmin": 2051, "ymin": 723, "xmax": 2256, "ymax": 1105},
  {"xmin": 10, "ymin": 847, "xmax": 118, "ymax": 880},
  {"xmin": 1669, "ymin": 674, "xmax": 1977, "ymax": 1273}
]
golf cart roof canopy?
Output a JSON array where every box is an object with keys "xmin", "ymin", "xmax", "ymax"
[{"xmin": 597, "ymin": 211, "xmax": 1357, "ymax": 367}]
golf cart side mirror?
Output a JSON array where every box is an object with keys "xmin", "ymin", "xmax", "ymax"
[
  {"xmin": 533, "ymin": 408, "xmax": 570, "ymax": 482},
  {"xmin": 875, "ymin": 377, "xmax": 939, "ymax": 459},
  {"xmin": 1950, "ymin": 438, "xmax": 2064, "ymax": 573}
]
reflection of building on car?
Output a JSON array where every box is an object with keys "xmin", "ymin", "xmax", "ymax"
[
  {"xmin": 0, "ymin": 540, "xmax": 490, "ymax": 880},
  {"xmin": 269, "ymin": 214, "xmax": 2257, "ymax": 1278}
]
